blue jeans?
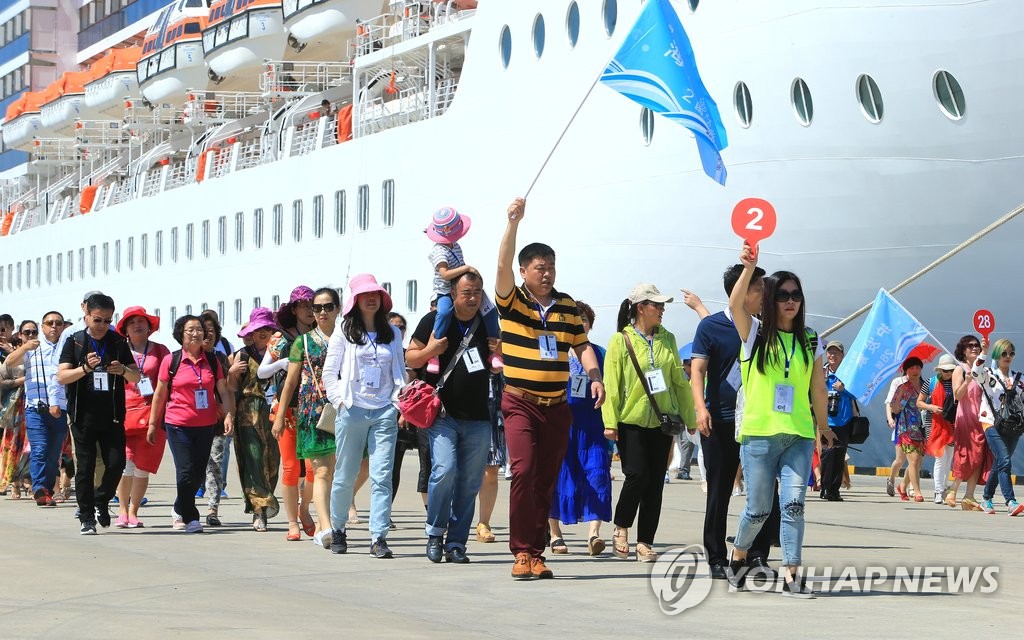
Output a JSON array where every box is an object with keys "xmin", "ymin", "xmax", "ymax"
[
  {"xmin": 432, "ymin": 294, "xmax": 501, "ymax": 340},
  {"xmin": 330, "ymin": 404, "xmax": 398, "ymax": 540},
  {"xmin": 25, "ymin": 407, "xmax": 68, "ymax": 493},
  {"xmin": 425, "ymin": 415, "xmax": 491, "ymax": 551},
  {"xmin": 983, "ymin": 427, "xmax": 1020, "ymax": 504},
  {"xmin": 734, "ymin": 435, "xmax": 815, "ymax": 566}
]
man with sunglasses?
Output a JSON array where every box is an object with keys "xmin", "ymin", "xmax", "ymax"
[{"xmin": 57, "ymin": 293, "xmax": 141, "ymax": 535}]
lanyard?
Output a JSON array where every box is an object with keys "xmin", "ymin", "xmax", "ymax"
[
  {"xmin": 534, "ymin": 302, "xmax": 553, "ymax": 330},
  {"xmin": 367, "ymin": 332, "xmax": 379, "ymax": 362},
  {"xmin": 632, "ymin": 326, "xmax": 656, "ymax": 367},
  {"xmin": 132, "ymin": 342, "xmax": 149, "ymax": 372},
  {"xmin": 89, "ymin": 336, "xmax": 107, "ymax": 362},
  {"xmin": 457, "ymin": 319, "xmax": 473, "ymax": 338},
  {"xmin": 777, "ymin": 333, "xmax": 797, "ymax": 378},
  {"xmin": 186, "ymin": 356, "xmax": 204, "ymax": 386}
]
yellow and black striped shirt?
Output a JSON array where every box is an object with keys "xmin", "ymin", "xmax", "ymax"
[{"xmin": 496, "ymin": 285, "xmax": 589, "ymax": 398}]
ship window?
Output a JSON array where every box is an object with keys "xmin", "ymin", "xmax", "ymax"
[
  {"xmin": 566, "ymin": 2, "xmax": 580, "ymax": 48},
  {"xmin": 406, "ymin": 280, "xmax": 418, "ymax": 313},
  {"xmin": 25, "ymin": 260, "xmax": 30, "ymax": 289},
  {"xmin": 79, "ymin": 248, "xmax": 85, "ymax": 279},
  {"xmin": 55, "ymin": 253, "xmax": 62, "ymax": 283},
  {"xmin": 186, "ymin": 223, "xmax": 195, "ymax": 260},
  {"xmin": 235, "ymin": 211, "xmax": 244, "ymax": 251},
  {"xmin": 640, "ymin": 107, "xmax": 655, "ymax": 145},
  {"xmin": 292, "ymin": 199, "xmax": 303, "ymax": 242},
  {"xmin": 688, "ymin": 0, "xmax": 700, "ymax": 11},
  {"xmin": 934, "ymin": 70, "xmax": 965, "ymax": 120},
  {"xmin": 856, "ymin": 74, "xmax": 883, "ymax": 123},
  {"xmin": 202, "ymin": 219, "xmax": 211, "ymax": 257},
  {"xmin": 186, "ymin": 305, "xmax": 193, "ymax": 315},
  {"xmin": 33, "ymin": 257, "xmax": 39, "ymax": 287},
  {"xmin": 603, "ymin": 0, "xmax": 617, "ymax": 37},
  {"xmin": 382, "ymin": 180, "xmax": 395, "ymax": 227},
  {"xmin": 381, "ymin": 282, "xmax": 392, "ymax": 296},
  {"xmin": 272, "ymin": 295, "xmax": 281, "ymax": 311},
  {"xmin": 217, "ymin": 302, "xmax": 225, "ymax": 325},
  {"xmin": 113, "ymin": 241, "xmax": 120, "ymax": 273},
  {"xmin": 234, "ymin": 299, "xmax": 242, "ymax": 325},
  {"xmin": 0, "ymin": 266, "xmax": 4, "ymax": 292},
  {"xmin": 46, "ymin": 256, "xmax": 51, "ymax": 285},
  {"xmin": 171, "ymin": 227, "xmax": 179, "ymax": 263},
  {"xmin": 16, "ymin": 262, "xmax": 21, "ymax": 289},
  {"xmin": 67, "ymin": 251, "xmax": 73, "ymax": 281},
  {"xmin": 791, "ymin": 78, "xmax": 813, "ymax": 126},
  {"xmin": 273, "ymin": 204, "xmax": 283, "ymax": 245},
  {"xmin": 499, "ymin": 26, "xmax": 512, "ymax": 69},
  {"xmin": 253, "ymin": 297, "xmax": 261, "ymax": 310},
  {"xmin": 7, "ymin": 262, "xmax": 13, "ymax": 289},
  {"xmin": 533, "ymin": 14, "xmax": 545, "ymax": 59},
  {"xmin": 358, "ymin": 185, "xmax": 369, "ymax": 231},
  {"xmin": 218, "ymin": 216, "xmax": 227, "ymax": 255},
  {"xmin": 127, "ymin": 237, "xmax": 134, "ymax": 270},
  {"xmin": 734, "ymin": 81, "xmax": 752, "ymax": 128},
  {"xmin": 334, "ymin": 190, "xmax": 347, "ymax": 235},
  {"xmin": 313, "ymin": 194, "xmax": 324, "ymax": 238},
  {"xmin": 102, "ymin": 243, "xmax": 109, "ymax": 275},
  {"xmin": 90, "ymin": 246, "xmax": 97, "ymax": 277},
  {"xmin": 184, "ymin": 23, "xmax": 200, "ymax": 35},
  {"xmin": 170, "ymin": 306, "xmax": 177, "ymax": 324},
  {"xmin": 141, "ymin": 233, "xmax": 149, "ymax": 267},
  {"xmin": 253, "ymin": 208, "xmax": 264, "ymax": 248}
]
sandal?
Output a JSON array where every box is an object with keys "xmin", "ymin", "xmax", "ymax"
[
  {"xmin": 550, "ymin": 537, "xmax": 568, "ymax": 554},
  {"xmin": 635, "ymin": 543, "xmax": 657, "ymax": 563},
  {"xmin": 588, "ymin": 536, "xmax": 606, "ymax": 556},
  {"xmin": 945, "ymin": 493, "xmax": 958, "ymax": 508},
  {"xmin": 299, "ymin": 513, "xmax": 316, "ymax": 537},
  {"xmin": 286, "ymin": 522, "xmax": 301, "ymax": 541},
  {"xmin": 961, "ymin": 498, "xmax": 983, "ymax": 512},
  {"xmin": 613, "ymin": 527, "xmax": 629, "ymax": 559},
  {"xmin": 53, "ymin": 489, "xmax": 67, "ymax": 503},
  {"xmin": 896, "ymin": 485, "xmax": 909, "ymax": 501},
  {"xmin": 475, "ymin": 522, "xmax": 495, "ymax": 543},
  {"xmin": 253, "ymin": 510, "xmax": 268, "ymax": 532}
]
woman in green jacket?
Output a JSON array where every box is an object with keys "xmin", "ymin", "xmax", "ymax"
[{"xmin": 602, "ymin": 284, "xmax": 696, "ymax": 562}]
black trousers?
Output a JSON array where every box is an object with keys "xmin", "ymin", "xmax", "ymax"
[
  {"xmin": 613, "ymin": 423, "xmax": 673, "ymax": 545},
  {"xmin": 820, "ymin": 423, "xmax": 850, "ymax": 497},
  {"xmin": 71, "ymin": 419, "xmax": 126, "ymax": 522},
  {"xmin": 393, "ymin": 426, "xmax": 431, "ymax": 500},
  {"xmin": 701, "ymin": 419, "xmax": 778, "ymax": 565}
]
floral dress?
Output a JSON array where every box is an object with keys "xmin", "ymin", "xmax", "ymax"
[
  {"xmin": 890, "ymin": 379, "xmax": 925, "ymax": 454},
  {"xmin": 290, "ymin": 330, "xmax": 335, "ymax": 460},
  {"xmin": 233, "ymin": 347, "xmax": 280, "ymax": 518}
]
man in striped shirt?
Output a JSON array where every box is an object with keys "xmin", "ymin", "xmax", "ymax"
[{"xmin": 496, "ymin": 197, "xmax": 605, "ymax": 580}]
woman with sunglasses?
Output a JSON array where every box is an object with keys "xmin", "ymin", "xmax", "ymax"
[
  {"xmin": 726, "ymin": 243, "xmax": 833, "ymax": 598},
  {"xmin": 948, "ymin": 335, "xmax": 991, "ymax": 511},
  {"xmin": 971, "ymin": 338, "xmax": 1024, "ymax": 516},
  {"xmin": 272, "ymin": 288, "xmax": 343, "ymax": 547}
]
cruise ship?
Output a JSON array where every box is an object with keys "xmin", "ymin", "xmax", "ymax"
[{"xmin": 1, "ymin": 1, "xmax": 1023, "ymax": 464}]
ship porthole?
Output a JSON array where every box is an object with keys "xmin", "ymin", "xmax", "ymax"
[
  {"xmin": 640, "ymin": 107, "xmax": 655, "ymax": 146},
  {"xmin": 933, "ymin": 70, "xmax": 965, "ymax": 120},
  {"xmin": 734, "ymin": 81, "xmax": 753, "ymax": 128},
  {"xmin": 499, "ymin": 25, "xmax": 512, "ymax": 69},
  {"xmin": 688, "ymin": 0, "xmax": 700, "ymax": 11},
  {"xmin": 603, "ymin": 0, "xmax": 617, "ymax": 38},
  {"xmin": 566, "ymin": 2, "xmax": 580, "ymax": 48},
  {"xmin": 533, "ymin": 14, "xmax": 546, "ymax": 59},
  {"xmin": 856, "ymin": 74, "xmax": 884, "ymax": 123},
  {"xmin": 791, "ymin": 77, "xmax": 813, "ymax": 126}
]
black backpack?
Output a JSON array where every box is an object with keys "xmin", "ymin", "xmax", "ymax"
[
  {"xmin": 988, "ymin": 372, "xmax": 1024, "ymax": 436},
  {"xmin": 166, "ymin": 349, "xmax": 225, "ymax": 401}
]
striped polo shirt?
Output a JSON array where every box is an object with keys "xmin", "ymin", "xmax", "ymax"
[{"xmin": 496, "ymin": 284, "xmax": 589, "ymax": 398}]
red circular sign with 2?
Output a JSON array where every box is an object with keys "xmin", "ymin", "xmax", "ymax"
[
  {"xmin": 973, "ymin": 309, "xmax": 995, "ymax": 341},
  {"xmin": 731, "ymin": 198, "xmax": 777, "ymax": 251}
]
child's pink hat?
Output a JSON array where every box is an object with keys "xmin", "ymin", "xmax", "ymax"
[{"xmin": 425, "ymin": 207, "xmax": 471, "ymax": 243}]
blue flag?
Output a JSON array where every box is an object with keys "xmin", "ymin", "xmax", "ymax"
[
  {"xmin": 835, "ymin": 289, "xmax": 931, "ymax": 404},
  {"xmin": 601, "ymin": 0, "xmax": 728, "ymax": 184}
]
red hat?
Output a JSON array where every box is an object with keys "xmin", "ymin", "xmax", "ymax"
[{"xmin": 116, "ymin": 306, "xmax": 160, "ymax": 335}]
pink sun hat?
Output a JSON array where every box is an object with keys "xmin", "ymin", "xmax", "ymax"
[
  {"xmin": 425, "ymin": 206, "xmax": 472, "ymax": 243},
  {"xmin": 343, "ymin": 274, "xmax": 394, "ymax": 317},
  {"xmin": 238, "ymin": 307, "xmax": 277, "ymax": 337}
]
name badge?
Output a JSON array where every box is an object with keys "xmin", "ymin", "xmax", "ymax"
[
  {"xmin": 137, "ymin": 376, "xmax": 155, "ymax": 397},
  {"xmin": 726, "ymin": 362, "xmax": 742, "ymax": 391},
  {"xmin": 538, "ymin": 333, "xmax": 558, "ymax": 361},
  {"xmin": 462, "ymin": 347, "xmax": 485, "ymax": 373},
  {"xmin": 363, "ymin": 366, "xmax": 383, "ymax": 389},
  {"xmin": 195, "ymin": 389, "xmax": 209, "ymax": 410},
  {"xmin": 645, "ymin": 368, "xmax": 668, "ymax": 394},
  {"xmin": 774, "ymin": 384, "xmax": 795, "ymax": 414},
  {"xmin": 92, "ymin": 372, "xmax": 110, "ymax": 392},
  {"xmin": 570, "ymin": 375, "xmax": 589, "ymax": 399}
]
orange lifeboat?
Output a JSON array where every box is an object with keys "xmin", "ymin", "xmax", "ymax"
[
  {"xmin": 40, "ymin": 70, "xmax": 96, "ymax": 135},
  {"xmin": 2, "ymin": 90, "xmax": 45, "ymax": 150},
  {"xmin": 1, "ymin": 211, "xmax": 14, "ymax": 236},
  {"xmin": 203, "ymin": 0, "xmax": 286, "ymax": 90},
  {"xmin": 137, "ymin": 0, "xmax": 209, "ymax": 103},
  {"xmin": 85, "ymin": 47, "xmax": 143, "ymax": 117},
  {"xmin": 79, "ymin": 186, "xmax": 100, "ymax": 214}
]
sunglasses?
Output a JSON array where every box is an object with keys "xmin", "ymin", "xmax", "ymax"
[
  {"xmin": 966, "ymin": 343, "xmax": 981, "ymax": 350},
  {"xmin": 1002, "ymin": 351, "xmax": 1016, "ymax": 358},
  {"xmin": 643, "ymin": 301, "xmax": 665, "ymax": 309},
  {"xmin": 774, "ymin": 289, "xmax": 804, "ymax": 303},
  {"xmin": 22, "ymin": 330, "xmax": 38, "ymax": 337},
  {"xmin": 42, "ymin": 320, "xmax": 63, "ymax": 327},
  {"xmin": 90, "ymin": 315, "xmax": 114, "ymax": 324},
  {"xmin": 312, "ymin": 303, "xmax": 338, "ymax": 313}
]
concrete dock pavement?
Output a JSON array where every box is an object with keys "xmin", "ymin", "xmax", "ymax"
[{"xmin": 0, "ymin": 457, "xmax": 1020, "ymax": 639}]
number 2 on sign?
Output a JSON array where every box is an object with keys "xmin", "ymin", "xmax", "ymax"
[{"xmin": 745, "ymin": 207, "xmax": 764, "ymax": 232}]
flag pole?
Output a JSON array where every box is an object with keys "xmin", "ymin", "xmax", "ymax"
[{"xmin": 822, "ymin": 200, "xmax": 1024, "ymax": 337}]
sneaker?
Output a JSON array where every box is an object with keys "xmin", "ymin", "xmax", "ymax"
[
  {"xmin": 172, "ymin": 511, "xmax": 186, "ymax": 530},
  {"xmin": 934, "ymin": 493, "xmax": 944, "ymax": 505},
  {"xmin": 1008, "ymin": 500, "xmax": 1024, "ymax": 517},
  {"xmin": 96, "ymin": 505, "xmax": 111, "ymax": 528},
  {"xmin": 127, "ymin": 516, "xmax": 143, "ymax": 529},
  {"xmin": 220, "ymin": 490, "xmax": 228, "ymax": 498},
  {"xmin": 195, "ymin": 488, "xmax": 205, "ymax": 499},
  {"xmin": 512, "ymin": 552, "xmax": 533, "ymax": 580},
  {"xmin": 206, "ymin": 512, "xmax": 221, "ymax": 527},
  {"xmin": 426, "ymin": 356, "xmax": 440, "ymax": 374},
  {"xmin": 664, "ymin": 473, "xmax": 670, "ymax": 484},
  {"xmin": 185, "ymin": 520, "xmax": 203, "ymax": 534},
  {"xmin": 80, "ymin": 520, "xmax": 98, "ymax": 535},
  {"xmin": 886, "ymin": 478, "xmax": 895, "ymax": 497},
  {"xmin": 312, "ymin": 529, "xmax": 333, "ymax": 549},
  {"xmin": 981, "ymin": 499, "xmax": 996, "ymax": 515},
  {"xmin": 782, "ymin": 575, "xmax": 815, "ymax": 599},
  {"xmin": 370, "ymin": 538, "xmax": 394, "ymax": 559},
  {"xmin": 678, "ymin": 468, "xmax": 692, "ymax": 481},
  {"xmin": 115, "ymin": 514, "xmax": 130, "ymax": 528},
  {"xmin": 330, "ymin": 529, "xmax": 348, "ymax": 554},
  {"xmin": 530, "ymin": 556, "xmax": 554, "ymax": 579}
]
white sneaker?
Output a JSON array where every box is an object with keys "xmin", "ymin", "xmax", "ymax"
[
  {"xmin": 172, "ymin": 510, "xmax": 186, "ymax": 531},
  {"xmin": 185, "ymin": 520, "xmax": 203, "ymax": 534},
  {"xmin": 933, "ymin": 493, "xmax": 944, "ymax": 504},
  {"xmin": 312, "ymin": 529, "xmax": 333, "ymax": 549}
]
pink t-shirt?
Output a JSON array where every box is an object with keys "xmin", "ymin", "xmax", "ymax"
[
  {"xmin": 158, "ymin": 351, "xmax": 224, "ymax": 427},
  {"xmin": 125, "ymin": 342, "xmax": 171, "ymax": 411}
]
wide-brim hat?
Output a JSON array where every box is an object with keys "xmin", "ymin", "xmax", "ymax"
[
  {"xmin": 238, "ymin": 307, "xmax": 277, "ymax": 337},
  {"xmin": 425, "ymin": 207, "xmax": 471, "ymax": 243},
  {"xmin": 116, "ymin": 306, "xmax": 160, "ymax": 335},
  {"xmin": 343, "ymin": 273, "xmax": 393, "ymax": 317},
  {"xmin": 935, "ymin": 354, "xmax": 958, "ymax": 372},
  {"xmin": 288, "ymin": 285, "xmax": 315, "ymax": 305},
  {"xmin": 628, "ymin": 283, "xmax": 673, "ymax": 305}
]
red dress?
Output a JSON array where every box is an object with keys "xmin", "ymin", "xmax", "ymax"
[{"xmin": 951, "ymin": 363, "xmax": 991, "ymax": 481}]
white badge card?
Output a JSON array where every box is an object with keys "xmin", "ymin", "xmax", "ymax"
[
  {"xmin": 137, "ymin": 376, "xmax": 155, "ymax": 397},
  {"xmin": 570, "ymin": 375, "xmax": 589, "ymax": 399},
  {"xmin": 726, "ymin": 362, "xmax": 743, "ymax": 391},
  {"xmin": 773, "ymin": 384, "xmax": 795, "ymax": 414},
  {"xmin": 462, "ymin": 347, "xmax": 485, "ymax": 373},
  {"xmin": 195, "ymin": 389, "xmax": 210, "ymax": 410},
  {"xmin": 645, "ymin": 369, "xmax": 668, "ymax": 394},
  {"xmin": 92, "ymin": 372, "xmax": 110, "ymax": 392},
  {"xmin": 538, "ymin": 333, "xmax": 559, "ymax": 361},
  {"xmin": 363, "ymin": 366, "xmax": 383, "ymax": 389}
]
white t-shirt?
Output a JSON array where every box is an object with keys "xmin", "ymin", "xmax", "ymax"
[{"xmin": 351, "ymin": 332, "xmax": 395, "ymax": 409}]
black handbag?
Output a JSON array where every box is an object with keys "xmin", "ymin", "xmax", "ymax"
[
  {"xmin": 982, "ymin": 371, "xmax": 1024, "ymax": 437},
  {"xmin": 621, "ymin": 330, "xmax": 684, "ymax": 437},
  {"xmin": 847, "ymin": 399, "xmax": 870, "ymax": 444}
]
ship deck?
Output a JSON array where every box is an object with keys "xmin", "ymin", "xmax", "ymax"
[{"xmin": 0, "ymin": 457, "xmax": 1018, "ymax": 638}]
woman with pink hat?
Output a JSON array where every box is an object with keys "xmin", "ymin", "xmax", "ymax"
[
  {"xmin": 227, "ymin": 308, "xmax": 282, "ymax": 532},
  {"xmin": 323, "ymin": 274, "xmax": 406, "ymax": 559},
  {"xmin": 114, "ymin": 307, "xmax": 170, "ymax": 528},
  {"xmin": 425, "ymin": 206, "xmax": 502, "ymax": 373}
]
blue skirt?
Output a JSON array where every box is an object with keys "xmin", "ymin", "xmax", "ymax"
[{"xmin": 549, "ymin": 405, "xmax": 612, "ymax": 524}]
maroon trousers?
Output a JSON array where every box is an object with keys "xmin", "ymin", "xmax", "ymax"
[{"xmin": 502, "ymin": 392, "xmax": 572, "ymax": 557}]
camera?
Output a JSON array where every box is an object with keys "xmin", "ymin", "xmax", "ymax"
[
  {"xmin": 34, "ymin": 400, "xmax": 50, "ymax": 414},
  {"xmin": 827, "ymin": 391, "xmax": 839, "ymax": 417}
]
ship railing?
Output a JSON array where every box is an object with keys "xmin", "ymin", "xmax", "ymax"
[
  {"xmin": 433, "ymin": 0, "xmax": 475, "ymax": 26},
  {"xmin": 164, "ymin": 160, "xmax": 196, "ymax": 191},
  {"xmin": 236, "ymin": 139, "xmax": 264, "ymax": 171},
  {"xmin": 183, "ymin": 90, "xmax": 269, "ymax": 125},
  {"xmin": 29, "ymin": 138, "xmax": 81, "ymax": 166},
  {"xmin": 355, "ymin": 86, "xmax": 427, "ymax": 138},
  {"xmin": 74, "ymin": 120, "xmax": 130, "ymax": 150},
  {"xmin": 260, "ymin": 60, "xmax": 354, "ymax": 97},
  {"xmin": 124, "ymin": 100, "xmax": 187, "ymax": 133},
  {"xmin": 289, "ymin": 119, "xmax": 322, "ymax": 157},
  {"xmin": 80, "ymin": 155, "xmax": 128, "ymax": 213},
  {"xmin": 209, "ymin": 146, "xmax": 235, "ymax": 179},
  {"xmin": 140, "ymin": 168, "xmax": 164, "ymax": 198}
]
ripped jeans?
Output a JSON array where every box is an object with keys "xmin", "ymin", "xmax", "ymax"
[{"xmin": 733, "ymin": 435, "xmax": 815, "ymax": 566}]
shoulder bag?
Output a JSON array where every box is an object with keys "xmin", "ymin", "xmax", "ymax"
[
  {"xmin": 398, "ymin": 317, "xmax": 480, "ymax": 429},
  {"xmin": 621, "ymin": 330, "xmax": 684, "ymax": 436},
  {"xmin": 304, "ymin": 334, "xmax": 337, "ymax": 434},
  {"xmin": 848, "ymin": 399, "xmax": 870, "ymax": 445},
  {"xmin": 981, "ymin": 370, "xmax": 1024, "ymax": 437}
]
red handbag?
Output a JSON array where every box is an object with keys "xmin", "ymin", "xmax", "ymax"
[
  {"xmin": 398, "ymin": 317, "xmax": 481, "ymax": 428},
  {"xmin": 124, "ymin": 405, "xmax": 151, "ymax": 434}
]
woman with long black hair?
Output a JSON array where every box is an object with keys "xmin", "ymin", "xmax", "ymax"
[{"xmin": 726, "ymin": 243, "xmax": 833, "ymax": 598}]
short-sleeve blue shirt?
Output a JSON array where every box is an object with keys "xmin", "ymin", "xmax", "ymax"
[{"xmin": 691, "ymin": 311, "xmax": 740, "ymax": 422}]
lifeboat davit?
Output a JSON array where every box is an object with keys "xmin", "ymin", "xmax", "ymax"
[
  {"xmin": 40, "ymin": 70, "xmax": 100, "ymax": 136},
  {"xmin": 204, "ymin": 0, "xmax": 287, "ymax": 90},
  {"xmin": 2, "ymin": 91, "xmax": 45, "ymax": 150},
  {"xmin": 137, "ymin": 0, "xmax": 209, "ymax": 104},
  {"xmin": 283, "ymin": 0, "xmax": 381, "ymax": 57},
  {"xmin": 85, "ymin": 47, "xmax": 143, "ymax": 117}
]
